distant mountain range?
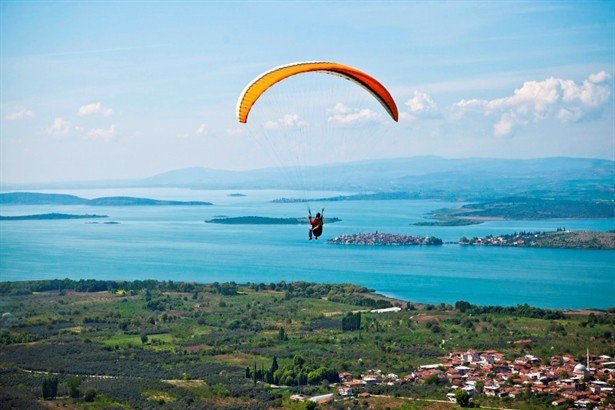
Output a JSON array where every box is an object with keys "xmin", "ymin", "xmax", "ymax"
[{"xmin": 2, "ymin": 156, "xmax": 613, "ymax": 201}]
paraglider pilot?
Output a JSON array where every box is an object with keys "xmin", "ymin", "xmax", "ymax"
[{"xmin": 308, "ymin": 208, "xmax": 324, "ymax": 240}]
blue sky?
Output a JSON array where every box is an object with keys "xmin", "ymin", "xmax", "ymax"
[{"xmin": 1, "ymin": 1, "xmax": 613, "ymax": 183}]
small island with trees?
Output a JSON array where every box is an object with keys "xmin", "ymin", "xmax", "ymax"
[
  {"xmin": 205, "ymin": 216, "xmax": 341, "ymax": 225},
  {"xmin": 0, "ymin": 213, "xmax": 108, "ymax": 221},
  {"xmin": 328, "ymin": 232, "xmax": 443, "ymax": 246},
  {"xmin": 0, "ymin": 192, "xmax": 212, "ymax": 206},
  {"xmin": 459, "ymin": 229, "xmax": 615, "ymax": 250}
]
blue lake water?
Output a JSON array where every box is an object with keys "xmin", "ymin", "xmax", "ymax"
[{"xmin": 1, "ymin": 188, "xmax": 613, "ymax": 309}]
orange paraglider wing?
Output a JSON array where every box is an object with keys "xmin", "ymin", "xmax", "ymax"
[{"xmin": 237, "ymin": 61, "xmax": 398, "ymax": 123}]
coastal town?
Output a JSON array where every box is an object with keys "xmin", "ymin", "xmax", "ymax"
[
  {"xmin": 459, "ymin": 229, "xmax": 615, "ymax": 250},
  {"xmin": 328, "ymin": 232, "xmax": 443, "ymax": 246},
  {"xmin": 292, "ymin": 348, "xmax": 614, "ymax": 407}
]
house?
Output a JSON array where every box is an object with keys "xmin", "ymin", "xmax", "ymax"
[
  {"xmin": 339, "ymin": 386, "xmax": 353, "ymax": 396},
  {"xmin": 551, "ymin": 397, "xmax": 567, "ymax": 406}
]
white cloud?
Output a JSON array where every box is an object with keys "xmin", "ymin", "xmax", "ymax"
[
  {"xmin": 78, "ymin": 102, "xmax": 113, "ymax": 117},
  {"xmin": 400, "ymin": 91, "xmax": 438, "ymax": 120},
  {"xmin": 588, "ymin": 71, "xmax": 611, "ymax": 84},
  {"xmin": 4, "ymin": 109, "xmax": 35, "ymax": 121},
  {"xmin": 327, "ymin": 103, "xmax": 382, "ymax": 126},
  {"xmin": 195, "ymin": 123, "xmax": 207, "ymax": 135},
  {"xmin": 226, "ymin": 126, "xmax": 245, "ymax": 136},
  {"xmin": 87, "ymin": 124, "xmax": 117, "ymax": 140},
  {"xmin": 45, "ymin": 117, "xmax": 71, "ymax": 136},
  {"xmin": 263, "ymin": 114, "xmax": 307, "ymax": 130},
  {"xmin": 452, "ymin": 71, "xmax": 612, "ymax": 136}
]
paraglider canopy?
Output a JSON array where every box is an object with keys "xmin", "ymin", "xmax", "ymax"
[{"xmin": 237, "ymin": 61, "xmax": 398, "ymax": 123}]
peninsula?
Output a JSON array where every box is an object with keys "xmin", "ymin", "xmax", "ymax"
[
  {"xmin": 431, "ymin": 197, "xmax": 615, "ymax": 222},
  {"xmin": 272, "ymin": 191, "xmax": 415, "ymax": 203},
  {"xmin": 0, "ymin": 192, "xmax": 212, "ymax": 206},
  {"xmin": 0, "ymin": 213, "xmax": 108, "ymax": 221},
  {"xmin": 460, "ymin": 229, "xmax": 615, "ymax": 250},
  {"xmin": 205, "ymin": 216, "xmax": 341, "ymax": 225},
  {"xmin": 328, "ymin": 232, "xmax": 443, "ymax": 246}
]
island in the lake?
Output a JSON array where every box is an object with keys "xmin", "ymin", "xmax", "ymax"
[
  {"xmin": 0, "ymin": 192, "xmax": 212, "ymax": 206},
  {"xmin": 413, "ymin": 218, "xmax": 482, "ymax": 226},
  {"xmin": 0, "ymin": 213, "xmax": 108, "ymax": 221},
  {"xmin": 272, "ymin": 191, "xmax": 416, "ymax": 203},
  {"xmin": 227, "ymin": 193, "xmax": 247, "ymax": 197},
  {"xmin": 460, "ymin": 229, "xmax": 615, "ymax": 250},
  {"xmin": 328, "ymin": 232, "xmax": 443, "ymax": 246},
  {"xmin": 205, "ymin": 216, "xmax": 341, "ymax": 224}
]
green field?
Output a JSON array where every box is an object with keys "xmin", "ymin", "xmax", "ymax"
[{"xmin": 0, "ymin": 279, "xmax": 612, "ymax": 409}]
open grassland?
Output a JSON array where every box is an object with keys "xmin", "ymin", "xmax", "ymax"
[{"xmin": 0, "ymin": 280, "xmax": 612, "ymax": 409}]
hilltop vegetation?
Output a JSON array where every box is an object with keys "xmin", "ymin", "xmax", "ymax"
[{"xmin": 0, "ymin": 279, "xmax": 612, "ymax": 409}]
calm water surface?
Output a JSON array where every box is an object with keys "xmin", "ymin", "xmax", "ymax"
[{"xmin": 1, "ymin": 188, "xmax": 613, "ymax": 309}]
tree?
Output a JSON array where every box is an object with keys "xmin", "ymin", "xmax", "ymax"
[
  {"xmin": 245, "ymin": 366, "xmax": 251, "ymax": 379},
  {"xmin": 41, "ymin": 375, "xmax": 58, "ymax": 400},
  {"xmin": 305, "ymin": 401, "xmax": 318, "ymax": 410},
  {"xmin": 84, "ymin": 388, "xmax": 97, "ymax": 402},
  {"xmin": 293, "ymin": 355, "xmax": 305, "ymax": 369},
  {"xmin": 425, "ymin": 374, "xmax": 439, "ymax": 385},
  {"xmin": 66, "ymin": 376, "xmax": 81, "ymax": 398},
  {"xmin": 278, "ymin": 327, "xmax": 287, "ymax": 341},
  {"xmin": 455, "ymin": 301, "xmax": 472, "ymax": 313},
  {"xmin": 342, "ymin": 312, "xmax": 361, "ymax": 331},
  {"xmin": 271, "ymin": 356, "xmax": 279, "ymax": 373},
  {"xmin": 455, "ymin": 390, "xmax": 471, "ymax": 407},
  {"xmin": 140, "ymin": 333, "xmax": 148, "ymax": 344}
]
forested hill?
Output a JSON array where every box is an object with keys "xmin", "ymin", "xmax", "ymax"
[{"xmin": 0, "ymin": 192, "xmax": 212, "ymax": 206}]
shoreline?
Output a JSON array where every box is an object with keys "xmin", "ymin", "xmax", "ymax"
[{"xmin": 1, "ymin": 278, "xmax": 611, "ymax": 313}]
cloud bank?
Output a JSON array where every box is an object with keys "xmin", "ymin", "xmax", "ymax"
[{"xmin": 452, "ymin": 71, "xmax": 611, "ymax": 137}]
